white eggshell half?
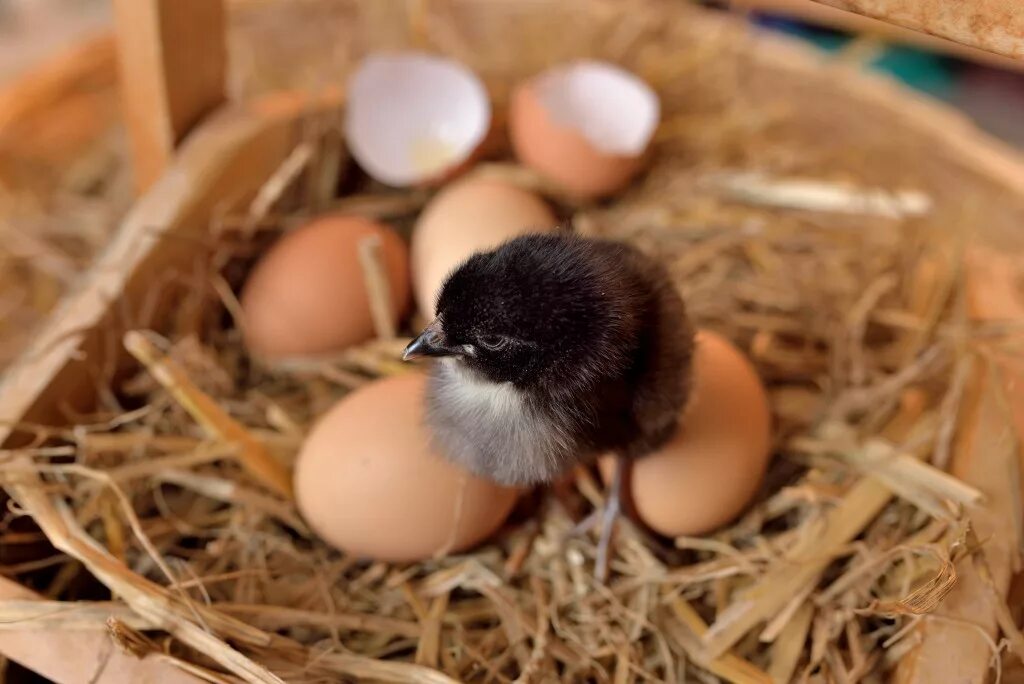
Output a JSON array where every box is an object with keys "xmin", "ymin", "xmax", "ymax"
[
  {"xmin": 529, "ymin": 60, "xmax": 659, "ymax": 156},
  {"xmin": 345, "ymin": 52, "xmax": 491, "ymax": 186}
]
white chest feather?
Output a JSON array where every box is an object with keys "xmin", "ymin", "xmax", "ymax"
[
  {"xmin": 426, "ymin": 360, "xmax": 580, "ymax": 485},
  {"xmin": 437, "ymin": 360, "xmax": 525, "ymax": 421}
]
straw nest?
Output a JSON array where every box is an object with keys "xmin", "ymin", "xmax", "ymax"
[{"xmin": 3, "ymin": 1, "xmax": 1024, "ymax": 682}]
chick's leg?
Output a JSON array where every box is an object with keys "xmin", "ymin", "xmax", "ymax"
[
  {"xmin": 567, "ymin": 456, "xmax": 625, "ymax": 583},
  {"xmin": 594, "ymin": 457, "xmax": 624, "ymax": 583}
]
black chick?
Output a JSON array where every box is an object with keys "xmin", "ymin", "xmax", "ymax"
[{"xmin": 404, "ymin": 232, "xmax": 695, "ymax": 580}]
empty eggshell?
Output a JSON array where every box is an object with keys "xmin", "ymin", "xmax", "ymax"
[
  {"xmin": 510, "ymin": 60, "xmax": 659, "ymax": 199},
  {"xmin": 411, "ymin": 175, "xmax": 557, "ymax": 318},
  {"xmin": 294, "ymin": 372, "xmax": 519, "ymax": 561},
  {"xmin": 345, "ymin": 52, "xmax": 491, "ymax": 187},
  {"xmin": 241, "ymin": 215, "xmax": 410, "ymax": 359},
  {"xmin": 600, "ymin": 330, "xmax": 772, "ymax": 537}
]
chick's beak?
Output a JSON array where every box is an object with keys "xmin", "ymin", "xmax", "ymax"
[{"xmin": 403, "ymin": 319, "xmax": 456, "ymax": 361}]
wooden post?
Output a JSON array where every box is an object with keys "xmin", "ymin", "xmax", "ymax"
[{"xmin": 112, "ymin": 0, "xmax": 227, "ymax": 193}]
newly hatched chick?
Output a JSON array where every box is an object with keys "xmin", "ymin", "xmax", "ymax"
[{"xmin": 404, "ymin": 233, "xmax": 695, "ymax": 580}]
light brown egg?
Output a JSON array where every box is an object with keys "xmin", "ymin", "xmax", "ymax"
[
  {"xmin": 600, "ymin": 330, "xmax": 772, "ymax": 537},
  {"xmin": 510, "ymin": 61, "xmax": 660, "ymax": 199},
  {"xmin": 241, "ymin": 215, "xmax": 410, "ymax": 359},
  {"xmin": 411, "ymin": 175, "xmax": 556, "ymax": 318},
  {"xmin": 294, "ymin": 372, "xmax": 519, "ymax": 562}
]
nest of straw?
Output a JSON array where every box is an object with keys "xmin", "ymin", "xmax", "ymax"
[{"xmin": 3, "ymin": 1, "xmax": 1024, "ymax": 682}]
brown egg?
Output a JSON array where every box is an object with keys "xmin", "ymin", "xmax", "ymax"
[
  {"xmin": 510, "ymin": 61, "xmax": 660, "ymax": 199},
  {"xmin": 600, "ymin": 330, "xmax": 772, "ymax": 537},
  {"xmin": 294, "ymin": 372, "xmax": 519, "ymax": 561},
  {"xmin": 411, "ymin": 175, "xmax": 556, "ymax": 318},
  {"xmin": 241, "ymin": 215, "xmax": 410, "ymax": 359}
]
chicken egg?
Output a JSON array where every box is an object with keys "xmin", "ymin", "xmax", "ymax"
[
  {"xmin": 600, "ymin": 330, "xmax": 772, "ymax": 537},
  {"xmin": 241, "ymin": 215, "xmax": 410, "ymax": 359},
  {"xmin": 411, "ymin": 175, "xmax": 556, "ymax": 318},
  {"xmin": 294, "ymin": 372, "xmax": 519, "ymax": 561},
  {"xmin": 510, "ymin": 61, "xmax": 659, "ymax": 199},
  {"xmin": 345, "ymin": 52, "xmax": 491, "ymax": 187}
]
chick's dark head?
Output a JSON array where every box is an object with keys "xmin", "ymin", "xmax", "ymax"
[{"xmin": 405, "ymin": 233, "xmax": 639, "ymax": 387}]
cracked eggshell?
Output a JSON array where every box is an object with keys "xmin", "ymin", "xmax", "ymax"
[
  {"xmin": 295, "ymin": 372, "xmax": 519, "ymax": 562},
  {"xmin": 600, "ymin": 330, "xmax": 772, "ymax": 537},
  {"xmin": 510, "ymin": 60, "xmax": 659, "ymax": 199},
  {"xmin": 345, "ymin": 52, "xmax": 491, "ymax": 187},
  {"xmin": 411, "ymin": 175, "xmax": 557, "ymax": 318},
  {"xmin": 241, "ymin": 215, "xmax": 410, "ymax": 359}
]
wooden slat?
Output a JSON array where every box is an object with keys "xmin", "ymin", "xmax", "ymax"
[
  {"xmin": 732, "ymin": 0, "xmax": 1024, "ymax": 72},
  {"xmin": 0, "ymin": 90, "xmax": 342, "ymax": 450},
  {"xmin": 895, "ymin": 248, "xmax": 1024, "ymax": 684},
  {"xmin": 811, "ymin": 0, "xmax": 1024, "ymax": 60},
  {"xmin": 965, "ymin": 250, "xmax": 1024, "ymax": 453},
  {"xmin": 0, "ymin": 576, "xmax": 202, "ymax": 684},
  {"xmin": 112, "ymin": 0, "xmax": 227, "ymax": 192}
]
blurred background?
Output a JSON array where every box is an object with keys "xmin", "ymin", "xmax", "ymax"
[
  {"xmin": 3, "ymin": 0, "xmax": 1022, "ymax": 375},
  {"xmin": 2, "ymin": 0, "xmax": 1022, "ymax": 144}
]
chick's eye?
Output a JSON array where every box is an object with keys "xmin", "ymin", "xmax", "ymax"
[{"xmin": 478, "ymin": 335, "xmax": 510, "ymax": 351}]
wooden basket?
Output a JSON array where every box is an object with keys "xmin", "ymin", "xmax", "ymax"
[{"xmin": 1, "ymin": 1, "xmax": 1023, "ymax": 682}]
